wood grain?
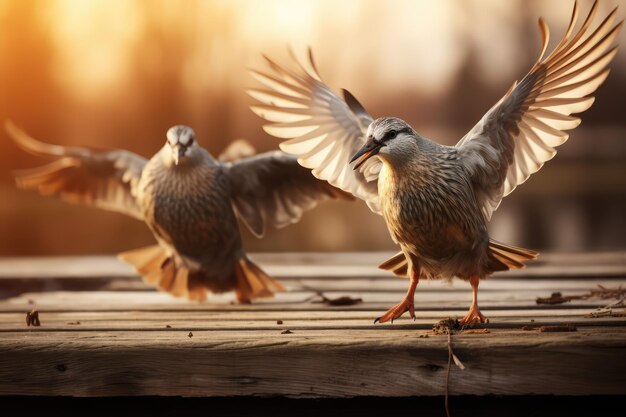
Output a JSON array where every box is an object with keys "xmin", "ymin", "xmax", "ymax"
[
  {"xmin": 0, "ymin": 328, "xmax": 624, "ymax": 397},
  {"xmin": 0, "ymin": 253, "xmax": 624, "ymax": 397}
]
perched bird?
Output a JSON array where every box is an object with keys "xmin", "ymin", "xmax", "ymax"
[
  {"xmin": 250, "ymin": 0, "xmax": 622, "ymax": 323},
  {"xmin": 6, "ymin": 122, "xmax": 351, "ymax": 302}
]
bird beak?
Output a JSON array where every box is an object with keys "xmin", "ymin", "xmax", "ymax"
[
  {"xmin": 350, "ymin": 140, "xmax": 383, "ymax": 170},
  {"xmin": 172, "ymin": 145, "xmax": 186, "ymax": 165}
]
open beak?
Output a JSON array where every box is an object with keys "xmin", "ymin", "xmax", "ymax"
[
  {"xmin": 350, "ymin": 141, "xmax": 383, "ymax": 170},
  {"xmin": 172, "ymin": 145, "xmax": 186, "ymax": 165}
]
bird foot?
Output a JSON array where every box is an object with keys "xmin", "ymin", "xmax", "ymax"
[
  {"xmin": 459, "ymin": 305, "xmax": 489, "ymax": 326},
  {"xmin": 374, "ymin": 297, "xmax": 415, "ymax": 324}
]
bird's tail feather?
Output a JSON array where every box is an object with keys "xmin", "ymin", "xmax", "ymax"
[
  {"xmin": 379, "ymin": 241, "xmax": 537, "ymax": 276},
  {"xmin": 118, "ymin": 245, "xmax": 205, "ymax": 301},
  {"xmin": 234, "ymin": 257, "xmax": 286, "ymax": 303},
  {"xmin": 378, "ymin": 251, "xmax": 409, "ymax": 277},
  {"xmin": 119, "ymin": 246, "xmax": 286, "ymax": 303},
  {"xmin": 488, "ymin": 239, "xmax": 538, "ymax": 271}
]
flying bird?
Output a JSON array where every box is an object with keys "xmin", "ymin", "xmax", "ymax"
[
  {"xmin": 250, "ymin": 0, "xmax": 622, "ymax": 324},
  {"xmin": 6, "ymin": 123, "xmax": 351, "ymax": 302}
]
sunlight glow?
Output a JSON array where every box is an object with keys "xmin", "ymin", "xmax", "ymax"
[
  {"xmin": 24, "ymin": 0, "xmax": 626, "ymax": 104},
  {"xmin": 41, "ymin": 0, "xmax": 143, "ymax": 99}
]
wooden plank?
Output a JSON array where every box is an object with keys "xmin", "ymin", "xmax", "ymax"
[
  {"xmin": 0, "ymin": 308, "xmax": 617, "ymax": 323},
  {"xmin": 0, "ymin": 290, "xmax": 620, "ymax": 312},
  {"xmin": 0, "ymin": 254, "xmax": 623, "ymax": 398},
  {"xmin": 3, "ymin": 274, "xmax": 626, "ymax": 294},
  {"xmin": 1, "ymin": 252, "xmax": 625, "ymax": 280},
  {"xmin": 0, "ymin": 310, "xmax": 623, "ymax": 331},
  {"xmin": 0, "ymin": 327, "xmax": 624, "ymax": 396}
]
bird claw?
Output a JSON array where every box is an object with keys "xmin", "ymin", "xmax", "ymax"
[
  {"xmin": 374, "ymin": 298, "xmax": 415, "ymax": 324},
  {"xmin": 459, "ymin": 305, "xmax": 489, "ymax": 326}
]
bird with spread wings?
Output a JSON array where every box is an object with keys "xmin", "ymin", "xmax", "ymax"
[
  {"xmin": 6, "ymin": 123, "xmax": 352, "ymax": 302},
  {"xmin": 250, "ymin": 0, "xmax": 622, "ymax": 324}
]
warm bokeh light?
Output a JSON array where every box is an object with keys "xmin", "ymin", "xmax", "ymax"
[
  {"xmin": 0, "ymin": 0, "xmax": 625, "ymax": 255},
  {"xmin": 42, "ymin": 0, "xmax": 143, "ymax": 99}
]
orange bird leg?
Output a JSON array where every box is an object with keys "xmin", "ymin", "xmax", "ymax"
[
  {"xmin": 375, "ymin": 268, "xmax": 419, "ymax": 324},
  {"xmin": 460, "ymin": 276, "xmax": 488, "ymax": 325}
]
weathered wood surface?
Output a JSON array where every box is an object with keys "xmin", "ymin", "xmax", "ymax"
[{"xmin": 0, "ymin": 252, "xmax": 625, "ymax": 397}]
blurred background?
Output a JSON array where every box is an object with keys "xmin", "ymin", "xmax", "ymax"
[{"xmin": 0, "ymin": 0, "xmax": 624, "ymax": 256}]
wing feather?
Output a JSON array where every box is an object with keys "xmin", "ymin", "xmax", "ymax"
[
  {"xmin": 457, "ymin": 0, "xmax": 621, "ymax": 220},
  {"xmin": 248, "ymin": 50, "xmax": 381, "ymax": 214},
  {"xmin": 227, "ymin": 151, "xmax": 353, "ymax": 237},
  {"xmin": 6, "ymin": 121, "xmax": 147, "ymax": 220}
]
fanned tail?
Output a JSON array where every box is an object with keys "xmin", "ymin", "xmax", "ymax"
[
  {"xmin": 488, "ymin": 239, "xmax": 538, "ymax": 271},
  {"xmin": 234, "ymin": 256, "xmax": 286, "ymax": 303},
  {"xmin": 118, "ymin": 245, "xmax": 206, "ymax": 301},
  {"xmin": 120, "ymin": 247, "xmax": 287, "ymax": 303},
  {"xmin": 378, "ymin": 251, "xmax": 409, "ymax": 278}
]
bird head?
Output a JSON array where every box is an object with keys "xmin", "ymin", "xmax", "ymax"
[
  {"xmin": 350, "ymin": 117, "xmax": 416, "ymax": 169},
  {"xmin": 166, "ymin": 125, "xmax": 198, "ymax": 166}
]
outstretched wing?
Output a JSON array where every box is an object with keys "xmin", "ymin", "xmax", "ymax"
[
  {"xmin": 457, "ymin": 0, "xmax": 622, "ymax": 220},
  {"xmin": 227, "ymin": 151, "xmax": 353, "ymax": 237},
  {"xmin": 248, "ymin": 49, "xmax": 382, "ymax": 213},
  {"xmin": 6, "ymin": 121, "xmax": 147, "ymax": 220}
]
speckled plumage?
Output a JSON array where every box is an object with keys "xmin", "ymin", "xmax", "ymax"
[
  {"xmin": 251, "ymin": 0, "xmax": 621, "ymax": 323},
  {"xmin": 138, "ymin": 146, "xmax": 242, "ymax": 293},
  {"xmin": 6, "ymin": 123, "xmax": 351, "ymax": 302},
  {"xmin": 376, "ymin": 128, "xmax": 492, "ymax": 281}
]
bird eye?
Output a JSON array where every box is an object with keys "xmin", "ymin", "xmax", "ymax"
[{"xmin": 387, "ymin": 130, "xmax": 397, "ymax": 140}]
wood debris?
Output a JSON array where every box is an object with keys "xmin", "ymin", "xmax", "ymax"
[
  {"xmin": 536, "ymin": 292, "xmax": 572, "ymax": 305},
  {"xmin": 463, "ymin": 328, "xmax": 490, "ymax": 334},
  {"xmin": 523, "ymin": 324, "xmax": 577, "ymax": 332},
  {"xmin": 432, "ymin": 318, "xmax": 461, "ymax": 335},
  {"xmin": 536, "ymin": 285, "xmax": 625, "ymax": 305},
  {"xmin": 25, "ymin": 309, "xmax": 40, "ymax": 327},
  {"xmin": 310, "ymin": 291, "xmax": 362, "ymax": 306},
  {"xmin": 540, "ymin": 324, "xmax": 577, "ymax": 333},
  {"xmin": 585, "ymin": 298, "xmax": 625, "ymax": 318},
  {"xmin": 585, "ymin": 309, "xmax": 626, "ymax": 318}
]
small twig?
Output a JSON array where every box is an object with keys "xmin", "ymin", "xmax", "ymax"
[
  {"xmin": 585, "ymin": 297, "xmax": 625, "ymax": 318},
  {"xmin": 445, "ymin": 330, "xmax": 452, "ymax": 417},
  {"xmin": 433, "ymin": 318, "xmax": 465, "ymax": 417},
  {"xmin": 587, "ymin": 310, "xmax": 626, "ymax": 318}
]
